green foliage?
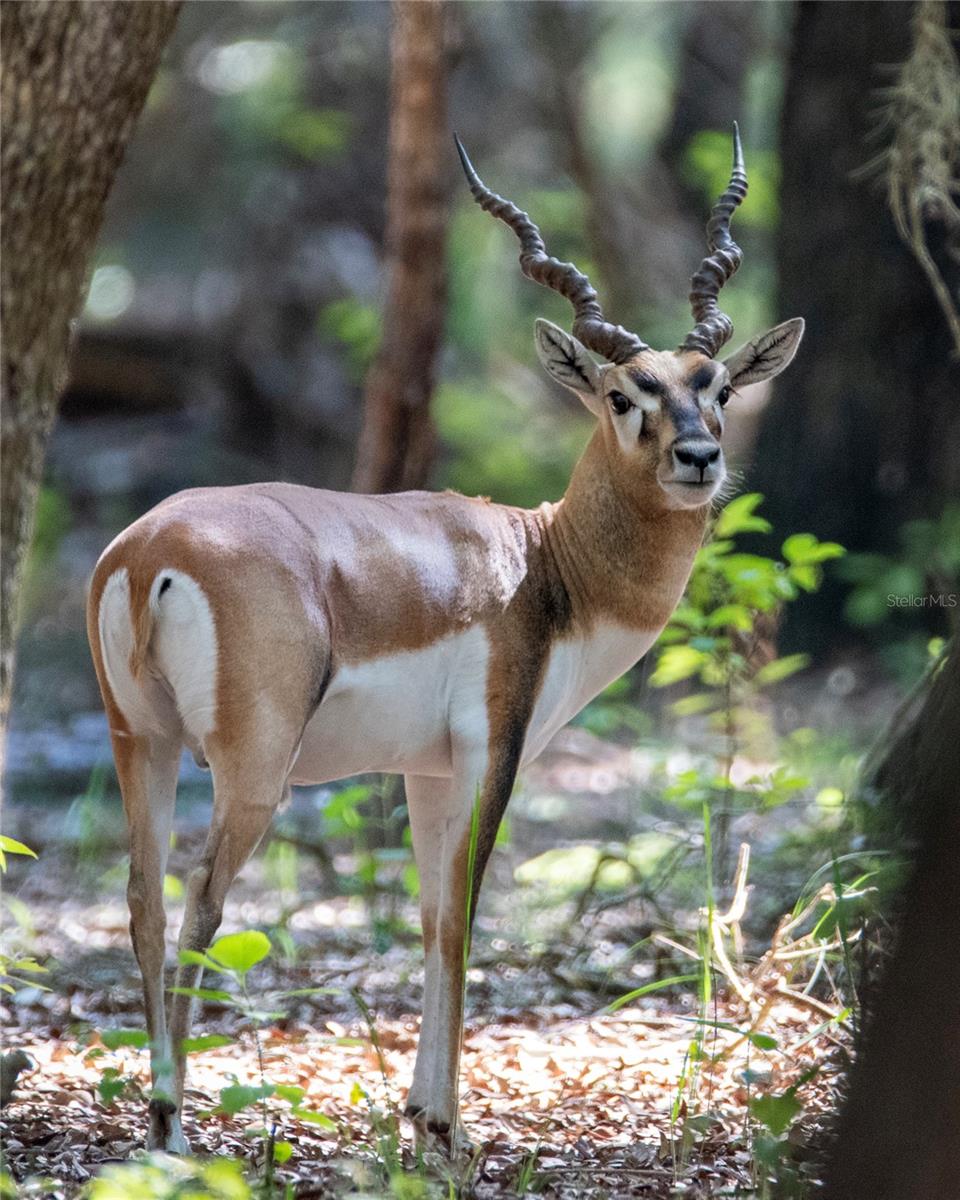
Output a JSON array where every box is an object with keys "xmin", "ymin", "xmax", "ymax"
[
  {"xmin": 0, "ymin": 835, "xmax": 37, "ymax": 871},
  {"xmin": 318, "ymin": 299, "xmax": 381, "ymax": 381},
  {"xmin": 841, "ymin": 504, "xmax": 959, "ymax": 626},
  {"xmin": 262, "ymin": 838, "xmax": 301, "ymax": 962},
  {"xmin": 26, "ymin": 486, "xmax": 71, "ymax": 567},
  {"xmin": 84, "ymin": 1155, "xmax": 251, "ymax": 1200},
  {"xmin": 839, "ymin": 506, "xmax": 958, "ymax": 681},
  {"xmin": 577, "ymin": 674, "xmax": 654, "ymax": 738},
  {"xmin": 173, "ymin": 931, "xmax": 337, "ymax": 1135},
  {"xmin": 748, "ymin": 1068, "xmax": 820, "ymax": 1198},
  {"xmin": 515, "ymin": 832, "xmax": 675, "ymax": 895},
  {"xmin": 100, "ymin": 1029, "xmax": 150, "ymax": 1051},
  {"xmin": 0, "ymin": 836, "xmax": 47, "ymax": 997},
  {"xmin": 67, "ymin": 764, "xmax": 118, "ymax": 882},
  {"xmin": 208, "ymin": 930, "xmax": 272, "ymax": 974},
  {"xmin": 434, "ymin": 378, "xmax": 591, "ymax": 509},
  {"xmin": 216, "ymin": 41, "xmax": 351, "ymax": 164},
  {"xmin": 321, "ymin": 782, "xmax": 373, "ymax": 838},
  {"xmin": 602, "ymin": 495, "xmax": 851, "ymax": 1188},
  {"xmin": 654, "ymin": 494, "xmax": 844, "ymax": 731}
]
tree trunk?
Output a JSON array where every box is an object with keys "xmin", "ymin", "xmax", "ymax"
[
  {"xmin": 0, "ymin": 0, "xmax": 181, "ymax": 729},
  {"xmin": 350, "ymin": 0, "xmax": 449, "ymax": 494},
  {"xmin": 823, "ymin": 644, "xmax": 960, "ymax": 1198},
  {"xmin": 659, "ymin": 2, "xmax": 761, "ymax": 227},
  {"xmin": 749, "ymin": 0, "xmax": 960, "ymax": 653}
]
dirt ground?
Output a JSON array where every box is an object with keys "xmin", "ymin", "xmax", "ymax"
[{"xmin": 2, "ymin": 770, "xmax": 848, "ymax": 1198}]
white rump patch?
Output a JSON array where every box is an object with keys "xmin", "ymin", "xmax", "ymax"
[
  {"xmin": 149, "ymin": 569, "xmax": 218, "ymax": 744},
  {"xmin": 99, "ymin": 568, "xmax": 158, "ymax": 736},
  {"xmin": 97, "ymin": 567, "xmax": 218, "ymax": 745}
]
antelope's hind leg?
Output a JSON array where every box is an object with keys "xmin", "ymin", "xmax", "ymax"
[
  {"xmin": 164, "ymin": 729, "xmax": 297, "ymax": 1135},
  {"xmin": 112, "ymin": 731, "xmax": 185, "ymax": 1152}
]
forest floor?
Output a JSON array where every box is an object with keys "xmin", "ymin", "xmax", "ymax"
[
  {"xmin": 2, "ymin": 989, "xmax": 845, "ymax": 1199},
  {"xmin": 1, "ymin": 721, "xmax": 859, "ymax": 1199}
]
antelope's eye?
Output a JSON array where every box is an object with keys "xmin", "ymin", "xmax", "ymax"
[
  {"xmin": 608, "ymin": 391, "xmax": 633, "ymax": 415},
  {"xmin": 718, "ymin": 385, "xmax": 732, "ymax": 407}
]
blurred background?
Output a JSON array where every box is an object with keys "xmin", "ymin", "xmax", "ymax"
[
  {"xmin": 3, "ymin": 1, "xmax": 960, "ymax": 1186},
  {"xmin": 9, "ymin": 0, "xmax": 958, "ymax": 796},
  {"xmin": 3, "ymin": 0, "xmax": 960, "ymax": 1049}
]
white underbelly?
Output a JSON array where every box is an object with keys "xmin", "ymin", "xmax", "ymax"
[
  {"xmin": 290, "ymin": 624, "xmax": 490, "ymax": 784},
  {"xmin": 521, "ymin": 623, "xmax": 658, "ymax": 763},
  {"xmin": 289, "ymin": 621, "xmax": 656, "ymax": 785}
]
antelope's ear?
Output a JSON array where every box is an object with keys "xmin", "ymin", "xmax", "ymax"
[
  {"xmin": 534, "ymin": 319, "xmax": 603, "ymax": 415},
  {"xmin": 722, "ymin": 318, "xmax": 805, "ymax": 388}
]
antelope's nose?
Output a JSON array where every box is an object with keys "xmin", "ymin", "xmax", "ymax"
[{"xmin": 673, "ymin": 442, "xmax": 720, "ymax": 472}]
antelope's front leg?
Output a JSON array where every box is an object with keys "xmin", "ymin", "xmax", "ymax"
[{"xmin": 405, "ymin": 749, "xmax": 519, "ymax": 1155}]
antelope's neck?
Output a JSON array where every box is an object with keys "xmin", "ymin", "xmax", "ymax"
[{"xmin": 539, "ymin": 432, "xmax": 709, "ymax": 633}]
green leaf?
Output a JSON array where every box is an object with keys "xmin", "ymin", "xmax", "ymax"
[
  {"xmin": 754, "ymin": 654, "xmax": 809, "ymax": 686},
  {"xmin": 845, "ymin": 587, "xmax": 890, "ymax": 626},
  {"xmin": 168, "ymin": 986, "xmax": 235, "ymax": 1003},
  {"xmin": 163, "ymin": 874, "xmax": 184, "ymax": 901},
  {"xmin": 292, "ymin": 1107, "xmax": 337, "ymax": 1130},
  {"xmin": 750, "ymin": 1089, "xmax": 802, "ymax": 1136},
  {"xmin": 181, "ymin": 1034, "xmax": 234, "ymax": 1054},
  {"xmin": 218, "ymin": 1082, "xmax": 274, "ymax": 1115},
  {"xmin": 276, "ymin": 986, "xmax": 342, "ymax": 1000},
  {"xmin": 650, "ymin": 645, "xmax": 707, "ymax": 687},
  {"xmin": 7, "ymin": 958, "xmax": 46, "ymax": 975},
  {"xmin": 178, "ymin": 949, "xmax": 222, "ymax": 972},
  {"xmin": 706, "ymin": 604, "xmax": 754, "ymax": 631},
  {"xmin": 101, "ymin": 1029, "xmax": 149, "ymax": 1050},
  {"xmin": 208, "ymin": 930, "xmax": 271, "ymax": 974},
  {"xmin": 97, "ymin": 1068, "xmax": 131, "ymax": 1106},
  {"xmin": 816, "ymin": 787, "xmax": 845, "ymax": 810},
  {"xmin": 0, "ymin": 836, "xmax": 37, "ymax": 858},
  {"xmin": 782, "ymin": 533, "xmax": 845, "ymax": 565},
  {"xmin": 273, "ymin": 1140, "xmax": 293, "ymax": 1164},
  {"xmin": 788, "ymin": 563, "xmax": 818, "ymax": 591},
  {"xmin": 272, "ymin": 1084, "xmax": 305, "ymax": 1105},
  {"xmin": 607, "ymin": 974, "xmax": 699, "ymax": 1013},
  {"xmin": 670, "ymin": 693, "xmax": 719, "ymax": 717},
  {"xmin": 201, "ymin": 1158, "xmax": 253, "ymax": 1199},
  {"xmin": 714, "ymin": 493, "xmax": 771, "ymax": 538}
]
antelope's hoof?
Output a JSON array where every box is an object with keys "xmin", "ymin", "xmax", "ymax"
[
  {"xmin": 147, "ymin": 1097, "xmax": 189, "ymax": 1154},
  {"xmin": 406, "ymin": 1105, "xmax": 476, "ymax": 1162}
]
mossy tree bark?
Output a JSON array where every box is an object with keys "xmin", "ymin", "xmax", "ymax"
[
  {"xmin": 351, "ymin": 0, "xmax": 450, "ymax": 494},
  {"xmin": 0, "ymin": 0, "xmax": 181, "ymax": 729}
]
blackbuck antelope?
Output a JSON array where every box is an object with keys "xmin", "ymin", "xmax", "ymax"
[{"xmin": 87, "ymin": 127, "xmax": 803, "ymax": 1155}]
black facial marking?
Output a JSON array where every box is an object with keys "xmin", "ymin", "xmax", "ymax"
[
  {"xmin": 690, "ymin": 365, "xmax": 717, "ymax": 392},
  {"xmin": 666, "ymin": 395, "xmax": 708, "ymax": 440},
  {"xmin": 629, "ymin": 369, "xmax": 664, "ymax": 395},
  {"xmin": 158, "ymin": 577, "xmax": 172, "ymax": 597}
]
